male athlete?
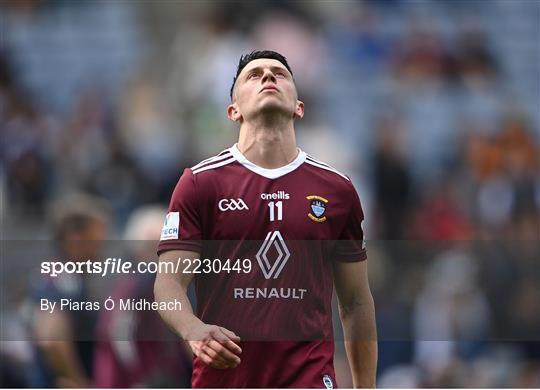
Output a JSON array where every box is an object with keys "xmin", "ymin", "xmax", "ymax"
[{"xmin": 155, "ymin": 50, "xmax": 377, "ymax": 388}]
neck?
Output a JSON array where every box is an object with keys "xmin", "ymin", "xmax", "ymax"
[{"xmin": 237, "ymin": 118, "xmax": 298, "ymax": 169}]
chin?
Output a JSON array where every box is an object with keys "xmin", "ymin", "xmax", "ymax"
[{"xmin": 256, "ymin": 100, "xmax": 292, "ymax": 117}]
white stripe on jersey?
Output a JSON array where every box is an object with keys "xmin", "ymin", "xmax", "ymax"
[
  {"xmin": 192, "ymin": 157, "xmax": 237, "ymax": 174},
  {"xmin": 305, "ymin": 158, "xmax": 350, "ymax": 181},
  {"xmin": 191, "ymin": 150, "xmax": 232, "ymax": 171},
  {"xmin": 306, "ymin": 155, "xmax": 347, "ymax": 172},
  {"xmin": 306, "ymin": 155, "xmax": 332, "ymax": 168}
]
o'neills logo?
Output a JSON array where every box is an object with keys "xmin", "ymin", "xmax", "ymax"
[
  {"xmin": 260, "ymin": 191, "xmax": 290, "ymax": 200},
  {"xmin": 234, "ymin": 287, "xmax": 307, "ymax": 299}
]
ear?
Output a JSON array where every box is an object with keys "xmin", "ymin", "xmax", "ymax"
[
  {"xmin": 227, "ymin": 103, "xmax": 242, "ymax": 122},
  {"xmin": 294, "ymin": 100, "xmax": 304, "ymax": 119}
]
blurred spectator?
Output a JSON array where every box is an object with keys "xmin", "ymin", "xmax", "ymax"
[
  {"xmin": 413, "ymin": 249, "xmax": 491, "ymax": 387},
  {"xmin": 466, "ymin": 114, "xmax": 539, "ymax": 238},
  {"xmin": 93, "ymin": 205, "xmax": 191, "ymax": 388},
  {"xmin": 29, "ymin": 193, "xmax": 109, "ymax": 387},
  {"xmin": 117, "ymin": 78, "xmax": 184, "ymax": 187},
  {"xmin": 1, "ymin": 53, "xmax": 52, "ymax": 217},
  {"xmin": 0, "ymin": 339, "xmax": 32, "ymax": 387},
  {"xmin": 372, "ymin": 113, "xmax": 413, "ymax": 239},
  {"xmin": 455, "ymin": 26, "xmax": 499, "ymax": 86},
  {"xmin": 54, "ymin": 90, "xmax": 112, "ymax": 193},
  {"xmin": 412, "ymin": 176, "xmax": 474, "ymax": 240},
  {"xmin": 393, "ymin": 24, "xmax": 452, "ymax": 84}
]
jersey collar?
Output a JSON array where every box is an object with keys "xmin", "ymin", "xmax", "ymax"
[{"xmin": 229, "ymin": 143, "xmax": 307, "ymax": 179}]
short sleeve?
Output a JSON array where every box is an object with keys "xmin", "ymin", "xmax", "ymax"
[
  {"xmin": 333, "ymin": 182, "xmax": 367, "ymax": 262},
  {"xmin": 157, "ymin": 169, "xmax": 202, "ymax": 255}
]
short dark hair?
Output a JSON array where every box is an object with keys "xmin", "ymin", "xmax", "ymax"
[
  {"xmin": 230, "ymin": 50, "xmax": 293, "ymax": 100},
  {"xmin": 48, "ymin": 193, "xmax": 109, "ymax": 242}
]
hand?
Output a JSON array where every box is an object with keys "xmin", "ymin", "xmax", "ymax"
[{"xmin": 185, "ymin": 324, "xmax": 242, "ymax": 369}]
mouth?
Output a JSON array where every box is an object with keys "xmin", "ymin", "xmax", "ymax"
[{"xmin": 260, "ymin": 86, "xmax": 279, "ymax": 93}]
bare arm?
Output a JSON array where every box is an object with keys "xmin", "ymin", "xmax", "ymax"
[
  {"xmin": 154, "ymin": 250, "xmax": 242, "ymax": 369},
  {"xmin": 333, "ymin": 260, "xmax": 377, "ymax": 388},
  {"xmin": 34, "ymin": 309, "xmax": 89, "ymax": 387}
]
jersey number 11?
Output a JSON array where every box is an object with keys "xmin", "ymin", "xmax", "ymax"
[{"xmin": 268, "ymin": 201, "xmax": 283, "ymax": 221}]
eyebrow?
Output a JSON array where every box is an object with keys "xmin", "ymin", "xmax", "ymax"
[{"xmin": 243, "ymin": 65, "xmax": 290, "ymax": 77}]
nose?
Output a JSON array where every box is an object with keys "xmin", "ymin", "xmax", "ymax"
[{"xmin": 262, "ymin": 69, "xmax": 277, "ymax": 84}]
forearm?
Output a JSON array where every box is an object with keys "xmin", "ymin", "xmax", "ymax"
[
  {"xmin": 154, "ymin": 270, "xmax": 243, "ymax": 370},
  {"xmin": 154, "ymin": 273, "xmax": 203, "ymax": 339},
  {"xmin": 340, "ymin": 294, "xmax": 378, "ymax": 388},
  {"xmin": 35, "ymin": 310, "xmax": 88, "ymax": 386},
  {"xmin": 43, "ymin": 341, "xmax": 89, "ymax": 386}
]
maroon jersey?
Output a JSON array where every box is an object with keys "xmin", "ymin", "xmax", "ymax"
[{"xmin": 158, "ymin": 144, "xmax": 366, "ymax": 388}]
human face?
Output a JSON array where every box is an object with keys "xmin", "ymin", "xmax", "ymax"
[{"xmin": 228, "ymin": 58, "xmax": 304, "ymax": 122}]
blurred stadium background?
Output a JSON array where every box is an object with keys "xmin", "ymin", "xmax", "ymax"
[{"xmin": 1, "ymin": 0, "xmax": 539, "ymax": 387}]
